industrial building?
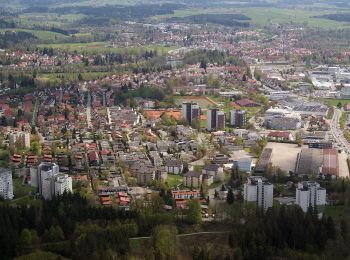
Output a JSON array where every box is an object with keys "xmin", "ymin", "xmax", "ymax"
[
  {"xmin": 255, "ymin": 148, "xmax": 272, "ymax": 173},
  {"xmin": 264, "ymin": 108, "xmax": 301, "ymax": 130},
  {"xmin": 295, "ymin": 148, "xmax": 338, "ymax": 177}
]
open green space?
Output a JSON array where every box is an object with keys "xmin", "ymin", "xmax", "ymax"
[
  {"xmin": 324, "ymin": 205, "xmax": 350, "ymax": 220},
  {"xmin": 151, "ymin": 7, "xmax": 350, "ymax": 28},
  {"xmin": 324, "ymin": 98, "xmax": 350, "ymax": 107},
  {"xmin": 174, "ymin": 96, "xmax": 218, "ymax": 109},
  {"xmin": 36, "ymin": 42, "xmax": 175, "ymax": 54},
  {"xmin": 0, "ymin": 28, "xmax": 68, "ymax": 40},
  {"xmin": 165, "ymin": 174, "xmax": 183, "ymax": 188}
]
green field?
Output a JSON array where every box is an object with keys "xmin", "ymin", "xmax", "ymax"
[
  {"xmin": 324, "ymin": 98, "xmax": 350, "ymax": 107},
  {"xmin": 166, "ymin": 174, "xmax": 183, "ymax": 188},
  {"xmin": 175, "ymin": 96, "xmax": 218, "ymax": 109},
  {"xmin": 324, "ymin": 205, "xmax": 350, "ymax": 219},
  {"xmin": 0, "ymin": 28, "xmax": 68, "ymax": 40},
  {"xmin": 36, "ymin": 42, "xmax": 175, "ymax": 54},
  {"xmin": 151, "ymin": 7, "xmax": 350, "ymax": 28}
]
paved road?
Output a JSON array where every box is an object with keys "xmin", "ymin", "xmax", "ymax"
[
  {"xmin": 331, "ymin": 108, "xmax": 350, "ymax": 154},
  {"xmin": 86, "ymin": 92, "xmax": 92, "ymax": 128},
  {"xmin": 129, "ymin": 231, "xmax": 231, "ymax": 240}
]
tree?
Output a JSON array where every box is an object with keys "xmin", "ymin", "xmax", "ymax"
[
  {"xmin": 186, "ymin": 199, "xmax": 202, "ymax": 225},
  {"xmin": 337, "ymin": 102, "xmax": 342, "ymax": 109},
  {"xmin": 47, "ymin": 226, "xmax": 65, "ymax": 242},
  {"xmin": 19, "ymin": 228, "xmax": 32, "ymax": 252},
  {"xmin": 152, "ymin": 225, "xmax": 178, "ymax": 260},
  {"xmin": 227, "ymin": 188, "xmax": 234, "ymax": 205}
]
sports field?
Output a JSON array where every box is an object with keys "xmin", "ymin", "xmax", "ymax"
[{"xmin": 175, "ymin": 96, "xmax": 218, "ymax": 109}]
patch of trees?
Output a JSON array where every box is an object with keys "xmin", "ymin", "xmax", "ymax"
[
  {"xmin": 52, "ymin": 4, "xmax": 185, "ymax": 20},
  {"xmin": 228, "ymin": 205, "xmax": 349, "ymax": 260},
  {"xmin": 0, "ymin": 193, "xmax": 138, "ymax": 259},
  {"xmin": 314, "ymin": 13, "xmax": 350, "ymax": 22},
  {"xmin": 167, "ymin": 14, "xmax": 251, "ymax": 27},
  {"xmin": 0, "ymin": 31, "xmax": 36, "ymax": 49},
  {"xmin": 114, "ymin": 84, "xmax": 166, "ymax": 107},
  {"xmin": 0, "ymin": 18, "xmax": 15, "ymax": 28},
  {"xmin": 183, "ymin": 49, "xmax": 245, "ymax": 67}
]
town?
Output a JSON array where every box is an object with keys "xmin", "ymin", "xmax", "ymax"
[{"xmin": 0, "ymin": 0, "xmax": 350, "ymax": 259}]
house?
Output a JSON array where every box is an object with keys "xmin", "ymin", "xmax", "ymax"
[
  {"xmin": 234, "ymin": 98, "xmax": 260, "ymax": 107},
  {"xmin": 88, "ymin": 151, "xmax": 100, "ymax": 166},
  {"xmin": 165, "ymin": 159, "xmax": 183, "ymax": 174},
  {"xmin": 268, "ymin": 131, "xmax": 292, "ymax": 142},
  {"xmin": 184, "ymin": 171, "xmax": 203, "ymax": 188},
  {"xmin": 202, "ymin": 164, "xmax": 224, "ymax": 181},
  {"xmin": 344, "ymin": 103, "xmax": 350, "ymax": 111},
  {"xmin": 171, "ymin": 190, "xmax": 201, "ymax": 209}
]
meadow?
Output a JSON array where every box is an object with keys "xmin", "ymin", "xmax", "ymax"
[
  {"xmin": 151, "ymin": 6, "xmax": 350, "ymax": 29},
  {"xmin": 36, "ymin": 42, "xmax": 175, "ymax": 54},
  {"xmin": 0, "ymin": 28, "xmax": 68, "ymax": 41}
]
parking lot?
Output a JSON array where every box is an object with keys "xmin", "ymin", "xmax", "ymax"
[{"xmin": 266, "ymin": 142, "xmax": 304, "ymax": 173}]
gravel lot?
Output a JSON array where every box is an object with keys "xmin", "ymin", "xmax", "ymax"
[{"xmin": 266, "ymin": 142, "xmax": 304, "ymax": 173}]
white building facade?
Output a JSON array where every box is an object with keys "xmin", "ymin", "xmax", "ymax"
[
  {"xmin": 244, "ymin": 176, "xmax": 273, "ymax": 210},
  {"xmin": 0, "ymin": 169, "xmax": 13, "ymax": 200},
  {"xmin": 295, "ymin": 181, "xmax": 326, "ymax": 212}
]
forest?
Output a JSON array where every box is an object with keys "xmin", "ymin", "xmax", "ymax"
[
  {"xmin": 0, "ymin": 192, "xmax": 349, "ymax": 260},
  {"xmin": 0, "ymin": 31, "xmax": 36, "ymax": 49}
]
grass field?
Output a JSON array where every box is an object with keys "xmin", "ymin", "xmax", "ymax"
[
  {"xmin": 151, "ymin": 6, "xmax": 350, "ymax": 28},
  {"xmin": 324, "ymin": 98, "xmax": 350, "ymax": 107},
  {"xmin": 36, "ymin": 42, "xmax": 175, "ymax": 54},
  {"xmin": 324, "ymin": 205, "xmax": 350, "ymax": 219},
  {"xmin": 175, "ymin": 96, "xmax": 218, "ymax": 109},
  {"xmin": 166, "ymin": 174, "xmax": 183, "ymax": 188},
  {"xmin": 0, "ymin": 28, "xmax": 68, "ymax": 40}
]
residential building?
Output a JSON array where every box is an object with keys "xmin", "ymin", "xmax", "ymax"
[
  {"xmin": 230, "ymin": 110, "xmax": 247, "ymax": 127},
  {"xmin": 37, "ymin": 162, "xmax": 59, "ymax": 196},
  {"xmin": 54, "ymin": 174, "xmax": 73, "ymax": 197},
  {"xmin": 202, "ymin": 164, "xmax": 224, "ymax": 181},
  {"xmin": 244, "ymin": 176, "xmax": 273, "ymax": 210},
  {"xmin": 206, "ymin": 108, "xmax": 226, "ymax": 131},
  {"xmin": 184, "ymin": 171, "xmax": 203, "ymax": 188},
  {"xmin": 182, "ymin": 102, "xmax": 201, "ymax": 124},
  {"xmin": 0, "ymin": 168, "xmax": 13, "ymax": 200},
  {"xmin": 295, "ymin": 181, "xmax": 326, "ymax": 212},
  {"xmin": 9, "ymin": 131, "xmax": 30, "ymax": 149},
  {"xmin": 165, "ymin": 159, "xmax": 183, "ymax": 174}
]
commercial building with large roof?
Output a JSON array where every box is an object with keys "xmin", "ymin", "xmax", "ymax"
[{"xmin": 295, "ymin": 148, "xmax": 338, "ymax": 177}]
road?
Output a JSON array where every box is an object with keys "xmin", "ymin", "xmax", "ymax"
[
  {"xmin": 331, "ymin": 108, "xmax": 350, "ymax": 154},
  {"xmin": 129, "ymin": 231, "xmax": 231, "ymax": 240},
  {"xmin": 86, "ymin": 92, "xmax": 92, "ymax": 129}
]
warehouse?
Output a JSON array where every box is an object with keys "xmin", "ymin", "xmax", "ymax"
[
  {"xmin": 255, "ymin": 148, "xmax": 272, "ymax": 173},
  {"xmin": 296, "ymin": 148, "xmax": 338, "ymax": 177}
]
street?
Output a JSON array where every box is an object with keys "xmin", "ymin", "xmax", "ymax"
[{"xmin": 331, "ymin": 108, "xmax": 350, "ymax": 154}]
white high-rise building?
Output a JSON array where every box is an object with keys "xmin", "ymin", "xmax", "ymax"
[
  {"xmin": 0, "ymin": 169, "xmax": 13, "ymax": 200},
  {"xmin": 9, "ymin": 131, "xmax": 30, "ymax": 149},
  {"xmin": 54, "ymin": 174, "xmax": 73, "ymax": 197},
  {"xmin": 296, "ymin": 181, "xmax": 326, "ymax": 212},
  {"xmin": 38, "ymin": 162, "xmax": 59, "ymax": 195},
  {"xmin": 35, "ymin": 162, "xmax": 72, "ymax": 200},
  {"xmin": 244, "ymin": 176, "xmax": 273, "ymax": 210}
]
